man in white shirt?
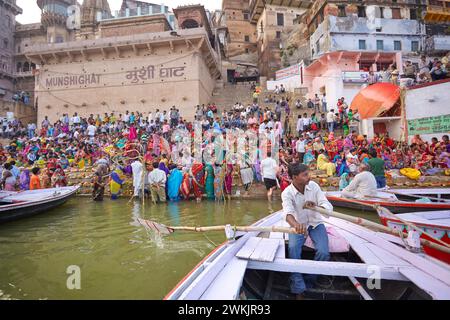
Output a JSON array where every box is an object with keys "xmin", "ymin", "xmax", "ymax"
[
  {"xmin": 296, "ymin": 136, "xmax": 306, "ymax": 163},
  {"xmin": 321, "ymin": 93, "xmax": 327, "ymax": 113},
  {"xmin": 302, "ymin": 114, "xmax": 311, "ymax": 131},
  {"xmin": 86, "ymin": 123, "xmax": 96, "ymax": 143},
  {"xmin": 260, "ymin": 151, "xmax": 279, "ymax": 202},
  {"xmin": 131, "ymin": 160, "xmax": 144, "ymax": 198},
  {"xmin": 71, "ymin": 113, "xmax": 80, "ymax": 127},
  {"xmin": 281, "ymin": 163, "xmax": 332, "ymax": 299},
  {"xmin": 342, "ymin": 164, "xmax": 377, "ymax": 199},
  {"xmin": 326, "ymin": 109, "xmax": 335, "ymax": 132},
  {"xmin": 148, "ymin": 162, "xmax": 167, "ymax": 203}
]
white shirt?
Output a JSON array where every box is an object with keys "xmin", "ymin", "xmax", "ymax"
[
  {"xmin": 123, "ymin": 114, "xmax": 130, "ymax": 122},
  {"xmin": 71, "ymin": 116, "xmax": 80, "ymax": 124},
  {"xmin": 343, "ymin": 171, "xmax": 377, "ymax": 198},
  {"xmin": 87, "ymin": 125, "xmax": 96, "ymax": 137},
  {"xmin": 326, "ymin": 111, "xmax": 335, "ymax": 123},
  {"xmin": 74, "ymin": 131, "xmax": 80, "ymax": 139},
  {"xmin": 148, "ymin": 168, "xmax": 167, "ymax": 186},
  {"xmin": 281, "ymin": 181, "xmax": 333, "ymax": 228},
  {"xmin": 260, "ymin": 157, "xmax": 278, "ymax": 180},
  {"xmin": 296, "ymin": 118, "xmax": 304, "ymax": 132},
  {"xmin": 303, "ymin": 117, "xmax": 311, "ymax": 126},
  {"xmin": 296, "ymin": 139, "xmax": 306, "ymax": 153}
]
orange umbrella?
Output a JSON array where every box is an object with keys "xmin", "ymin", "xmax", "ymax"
[{"xmin": 350, "ymin": 83, "xmax": 401, "ymax": 119}]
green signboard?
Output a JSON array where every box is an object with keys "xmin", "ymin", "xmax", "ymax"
[{"xmin": 407, "ymin": 115, "xmax": 450, "ymax": 135}]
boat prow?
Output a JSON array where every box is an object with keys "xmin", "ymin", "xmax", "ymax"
[{"xmin": 0, "ymin": 186, "xmax": 80, "ymax": 224}]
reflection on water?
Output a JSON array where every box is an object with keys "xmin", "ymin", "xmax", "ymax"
[{"xmin": 0, "ymin": 197, "xmax": 378, "ymax": 300}]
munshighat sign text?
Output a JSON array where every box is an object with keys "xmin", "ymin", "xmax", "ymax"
[
  {"xmin": 44, "ymin": 65, "xmax": 186, "ymax": 88},
  {"xmin": 407, "ymin": 114, "xmax": 450, "ymax": 135}
]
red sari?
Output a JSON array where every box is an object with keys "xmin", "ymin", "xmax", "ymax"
[{"xmin": 191, "ymin": 163, "xmax": 205, "ymax": 199}]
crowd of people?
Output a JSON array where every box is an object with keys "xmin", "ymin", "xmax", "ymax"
[{"xmin": 0, "ymin": 88, "xmax": 449, "ymax": 203}]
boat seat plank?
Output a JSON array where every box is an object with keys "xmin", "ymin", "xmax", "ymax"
[
  {"xmin": 248, "ymin": 238, "xmax": 281, "ymax": 262},
  {"xmin": 374, "ymin": 232, "xmax": 405, "ymax": 246},
  {"xmin": 325, "ymin": 217, "xmax": 450, "ymax": 287},
  {"xmin": 235, "ymin": 237, "xmax": 262, "ymax": 260},
  {"xmin": 247, "ymin": 258, "xmax": 408, "ymax": 281},
  {"xmin": 200, "ymin": 256, "xmax": 248, "ymax": 300},
  {"xmin": 399, "ymin": 267, "xmax": 450, "ymax": 300},
  {"xmin": 332, "ymin": 227, "xmax": 385, "ymax": 265},
  {"xmin": 275, "ymin": 239, "xmax": 286, "ymax": 259},
  {"xmin": 364, "ymin": 243, "xmax": 410, "ymax": 266}
]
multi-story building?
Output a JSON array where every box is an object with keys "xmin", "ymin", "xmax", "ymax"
[
  {"xmin": 305, "ymin": 0, "xmax": 427, "ymax": 60},
  {"xmin": 249, "ymin": 0, "xmax": 312, "ymax": 79},
  {"xmin": 221, "ymin": 0, "xmax": 257, "ymax": 59},
  {"xmin": 268, "ymin": 0, "xmax": 450, "ymax": 109},
  {"xmin": 23, "ymin": 2, "xmax": 220, "ymax": 125},
  {"xmin": 0, "ymin": 0, "xmax": 22, "ymax": 103}
]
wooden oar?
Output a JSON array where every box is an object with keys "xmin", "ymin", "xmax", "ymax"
[
  {"xmin": 334, "ymin": 197, "xmax": 450, "ymax": 249},
  {"xmin": 137, "ymin": 218, "xmax": 297, "ymax": 236},
  {"xmin": 384, "ymin": 190, "xmax": 450, "ymax": 203},
  {"xmin": 310, "ymin": 206, "xmax": 450, "ymax": 255}
]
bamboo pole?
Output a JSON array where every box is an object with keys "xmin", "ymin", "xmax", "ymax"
[
  {"xmin": 311, "ymin": 206, "xmax": 450, "ymax": 255},
  {"xmin": 167, "ymin": 225, "xmax": 297, "ymax": 234},
  {"xmin": 336, "ymin": 197, "xmax": 450, "ymax": 248}
]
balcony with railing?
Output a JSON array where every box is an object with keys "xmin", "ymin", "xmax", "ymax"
[{"xmin": 424, "ymin": 0, "xmax": 450, "ymax": 22}]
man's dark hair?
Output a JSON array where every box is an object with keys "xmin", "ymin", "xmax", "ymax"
[
  {"xmin": 31, "ymin": 167, "xmax": 40, "ymax": 175},
  {"xmin": 370, "ymin": 150, "xmax": 378, "ymax": 158},
  {"xmin": 288, "ymin": 163, "xmax": 309, "ymax": 178},
  {"xmin": 153, "ymin": 162, "xmax": 160, "ymax": 169},
  {"xmin": 267, "ymin": 151, "xmax": 272, "ymax": 157}
]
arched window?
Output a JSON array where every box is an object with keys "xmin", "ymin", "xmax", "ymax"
[
  {"xmin": 181, "ymin": 19, "xmax": 199, "ymax": 29},
  {"xmin": 17, "ymin": 62, "xmax": 22, "ymax": 72},
  {"xmin": 23, "ymin": 62, "xmax": 30, "ymax": 72},
  {"xmin": 5, "ymin": 15, "xmax": 11, "ymax": 28}
]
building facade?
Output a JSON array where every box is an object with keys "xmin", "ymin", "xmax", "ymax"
[
  {"xmin": 0, "ymin": 0, "xmax": 22, "ymax": 103},
  {"xmin": 25, "ymin": 4, "xmax": 220, "ymax": 125},
  {"xmin": 249, "ymin": 0, "xmax": 312, "ymax": 79}
]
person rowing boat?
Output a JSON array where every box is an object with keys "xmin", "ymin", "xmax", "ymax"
[{"xmin": 282, "ymin": 163, "xmax": 333, "ymax": 300}]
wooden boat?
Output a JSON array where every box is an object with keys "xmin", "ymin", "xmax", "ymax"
[
  {"xmin": 326, "ymin": 189, "xmax": 450, "ymax": 213},
  {"xmin": 377, "ymin": 210, "xmax": 450, "ymax": 264},
  {"xmin": 164, "ymin": 210, "xmax": 450, "ymax": 300},
  {"xmin": 0, "ymin": 186, "xmax": 80, "ymax": 224}
]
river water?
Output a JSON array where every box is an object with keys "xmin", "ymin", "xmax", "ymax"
[{"xmin": 0, "ymin": 198, "xmax": 377, "ymax": 300}]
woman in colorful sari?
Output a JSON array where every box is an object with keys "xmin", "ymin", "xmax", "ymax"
[
  {"xmin": 129, "ymin": 124, "xmax": 137, "ymax": 141},
  {"xmin": 190, "ymin": 162, "xmax": 205, "ymax": 202},
  {"xmin": 51, "ymin": 165, "xmax": 67, "ymax": 188},
  {"xmin": 213, "ymin": 162, "xmax": 224, "ymax": 201},
  {"xmin": 333, "ymin": 151, "xmax": 349, "ymax": 177},
  {"xmin": 167, "ymin": 165, "xmax": 183, "ymax": 201},
  {"xmin": 19, "ymin": 168, "xmax": 30, "ymax": 191},
  {"xmin": 224, "ymin": 163, "xmax": 233, "ymax": 201},
  {"xmin": 204, "ymin": 163, "xmax": 215, "ymax": 200},
  {"xmin": 180, "ymin": 172, "xmax": 191, "ymax": 200},
  {"xmin": 40, "ymin": 168, "xmax": 52, "ymax": 189},
  {"xmin": 110, "ymin": 166, "xmax": 125, "ymax": 200},
  {"xmin": 326, "ymin": 132, "xmax": 338, "ymax": 161},
  {"xmin": 317, "ymin": 149, "xmax": 336, "ymax": 176},
  {"xmin": 303, "ymin": 148, "xmax": 316, "ymax": 166},
  {"xmin": 339, "ymin": 172, "xmax": 350, "ymax": 191}
]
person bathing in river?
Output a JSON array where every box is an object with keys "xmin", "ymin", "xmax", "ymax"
[{"xmin": 282, "ymin": 163, "xmax": 333, "ymax": 300}]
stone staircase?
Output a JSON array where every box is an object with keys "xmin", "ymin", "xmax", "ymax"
[{"xmin": 210, "ymin": 83, "xmax": 255, "ymax": 112}]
